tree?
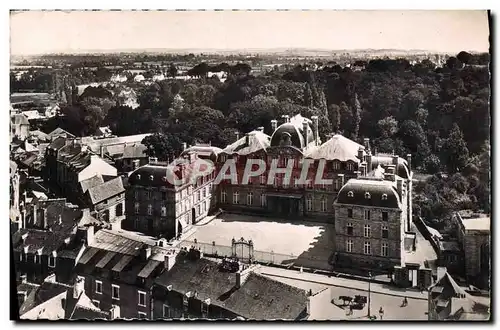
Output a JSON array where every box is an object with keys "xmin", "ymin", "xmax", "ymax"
[
  {"xmin": 424, "ymin": 154, "xmax": 441, "ymax": 174},
  {"xmin": 328, "ymin": 104, "xmax": 341, "ymax": 133},
  {"xmin": 441, "ymin": 123, "xmax": 470, "ymax": 173},
  {"xmin": 457, "ymin": 51, "xmax": 473, "ymax": 65},
  {"xmin": 142, "ymin": 132, "xmax": 183, "ymax": 161},
  {"xmin": 168, "ymin": 63, "xmax": 178, "ymax": 78},
  {"xmin": 377, "ymin": 116, "xmax": 398, "ymax": 138}
]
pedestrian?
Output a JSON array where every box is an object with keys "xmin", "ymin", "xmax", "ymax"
[
  {"xmin": 379, "ymin": 307, "xmax": 384, "ymax": 320},
  {"xmin": 403, "ymin": 296, "xmax": 408, "ymax": 307}
]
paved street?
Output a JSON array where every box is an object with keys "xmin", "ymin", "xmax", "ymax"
[{"xmin": 254, "ymin": 265, "xmax": 428, "ymax": 320}]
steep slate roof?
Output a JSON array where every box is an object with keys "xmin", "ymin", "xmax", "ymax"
[
  {"xmin": 223, "ymin": 130, "xmax": 271, "ymax": 155},
  {"xmin": 306, "ymin": 134, "xmax": 362, "ymax": 162},
  {"xmin": 223, "ymin": 273, "xmax": 307, "ymax": 320},
  {"xmin": 87, "ymin": 177, "xmax": 125, "ymax": 204},
  {"xmin": 336, "ymin": 178, "xmax": 402, "ymax": 209},
  {"xmin": 80, "ymin": 174, "xmax": 105, "ymax": 193},
  {"xmin": 155, "ymin": 258, "xmax": 237, "ymax": 304}
]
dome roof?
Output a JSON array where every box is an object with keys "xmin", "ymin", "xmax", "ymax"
[
  {"xmin": 270, "ymin": 122, "xmax": 314, "ymax": 149},
  {"xmin": 370, "ymin": 155, "xmax": 410, "ymax": 179},
  {"xmin": 335, "ymin": 178, "xmax": 401, "ymax": 209}
]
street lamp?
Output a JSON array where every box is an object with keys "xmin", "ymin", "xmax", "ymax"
[{"xmin": 367, "ymin": 272, "xmax": 372, "ymax": 318}]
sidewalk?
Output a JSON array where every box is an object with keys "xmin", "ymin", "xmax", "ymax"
[{"xmin": 258, "ymin": 266, "xmax": 428, "ymax": 300}]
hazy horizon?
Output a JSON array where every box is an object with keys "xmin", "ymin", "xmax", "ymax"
[{"xmin": 10, "ymin": 10, "xmax": 490, "ymax": 56}]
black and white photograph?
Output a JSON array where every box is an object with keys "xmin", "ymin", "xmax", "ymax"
[{"xmin": 9, "ymin": 9, "xmax": 491, "ymax": 321}]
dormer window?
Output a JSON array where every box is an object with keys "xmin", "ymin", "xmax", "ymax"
[
  {"xmin": 137, "ymin": 174, "xmax": 141, "ymax": 180},
  {"xmin": 347, "ymin": 191, "xmax": 354, "ymax": 198},
  {"xmin": 365, "ymin": 192, "xmax": 371, "ymax": 199},
  {"xmin": 382, "ymin": 194, "xmax": 388, "ymax": 200},
  {"xmin": 149, "ymin": 175, "xmax": 154, "ymax": 181}
]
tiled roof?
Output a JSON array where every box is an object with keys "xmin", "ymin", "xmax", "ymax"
[
  {"xmin": 48, "ymin": 136, "xmax": 67, "ymax": 150},
  {"xmin": 87, "ymin": 177, "xmax": 125, "ymax": 204},
  {"xmin": 19, "ymin": 276, "xmax": 70, "ymax": 316},
  {"xmin": 223, "ymin": 130, "xmax": 270, "ymax": 155},
  {"xmin": 305, "ymin": 134, "xmax": 362, "ymax": 162},
  {"xmin": 223, "ymin": 273, "xmax": 307, "ymax": 320},
  {"xmin": 335, "ymin": 178, "xmax": 401, "ymax": 208},
  {"xmin": 122, "ymin": 144, "xmax": 148, "ymax": 159},
  {"xmin": 80, "ymin": 174, "xmax": 105, "ymax": 193},
  {"xmin": 154, "ymin": 258, "xmax": 237, "ymax": 304}
]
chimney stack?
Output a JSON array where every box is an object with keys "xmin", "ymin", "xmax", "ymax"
[
  {"xmin": 235, "ymin": 131, "xmax": 240, "ymax": 142},
  {"xmin": 363, "ymin": 138, "xmax": 371, "ymax": 154},
  {"xmin": 303, "ymin": 122, "xmax": 309, "ymax": 146},
  {"xmin": 358, "ymin": 146, "xmax": 365, "ymax": 162},
  {"xmin": 73, "ymin": 276, "xmax": 85, "ymax": 299},
  {"xmin": 86, "ymin": 225, "xmax": 95, "ymax": 246},
  {"xmin": 271, "ymin": 119, "xmax": 278, "ymax": 133},
  {"xmin": 311, "ymin": 116, "xmax": 319, "ymax": 145},
  {"xmin": 100, "ymin": 145, "xmax": 104, "ymax": 158},
  {"xmin": 164, "ymin": 255, "xmax": 171, "ymax": 271},
  {"xmin": 245, "ymin": 133, "xmax": 250, "ymax": 146},
  {"xmin": 282, "ymin": 114, "xmax": 290, "ymax": 123},
  {"xmin": 133, "ymin": 159, "xmax": 140, "ymax": 170},
  {"xmin": 33, "ymin": 203, "xmax": 37, "ymax": 227},
  {"xmin": 256, "ymin": 127, "xmax": 264, "ymax": 132},
  {"xmin": 367, "ymin": 152, "xmax": 372, "ymax": 173},
  {"xmin": 182, "ymin": 142, "xmax": 187, "ymax": 151},
  {"xmin": 407, "ymin": 154, "xmax": 412, "ymax": 172},
  {"xmin": 141, "ymin": 245, "xmax": 152, "ymax": 260},
  {"xmin": 359, "ymin": 164, "xmax": 366, "ymax": 177}
]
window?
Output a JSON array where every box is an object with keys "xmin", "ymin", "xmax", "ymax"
[
  {"xmin": 146, "ymin": 191, "xmax": 151, "ymax": 199},
  {"xmin": 202, "ymin": 188, "xmax": 206, "ymax": 198},
  {"xmin": 364, "ymin": 210, "xmax": 371, "ymax": 220},
  {"xmin": 48, "ymin": 256, "xmax": 56, "ymax": 268},
  {"xmin": 205, "ymin": 186, "xmax": 210, "ymax": 196},
  {"xmin": 347, "ymin": 209, "xmax": 353, "ymax": 218},
  {"xmin": 382, "ymin": 212, "xmax": 388, "ymax": 222},
  {"xmin": 221, "ymin": 191, "xmax": 227, "ymax": 203},
  {"xmin": 382, "ymin": 225, "xmax": 389, "ymax": 239},
  {"xmin": 138, "ymin": 312, "xmax": 147, "ymax": 319},
  {"xmin": 183, "ymin": 296, "xmax": 189, "ymax": 308},
  {"xmin": 112, "ymin": 284, "xmax": 120, "ymax": 300},
  {"xmin": 92, "ymin": 300, "xmax": 100, "ymax": 308},
  {"xmin": 346, "ymin": 223, "xmax": 353, "ymax": 236},
  {"xmin": 233, "ymin": 191, "xmax": 239, "ymax": 204},
  {"xmin": 247, "ymin": 192, "xmax": 253, "ymax": 205},
  {"xmin": 365, "ymin": 192, "xmax": 371, "ymax": 199},
  {"xmin": 162, "ymin": 191, "xmax": 167, "ymax": 200},
  {"xmin": 347, "ymin": 191, "xmax": 354, "ymax": 198},
  {"xmin": 381, "ymin": 194, "xmax": 388, "ymax": 201},
  {"xmin": 134, "ymin": 190, "xmax": 139, "ymax": 199},
  {"xmin": 364, "ymin": 241, "xmax": 371, "ymax": 255},
  {"xmin": 321, "ymin": 198, "xmax": 327, "ymax": 212},
  {"xmin": 306, "ymin": 198, "xmax": 313, "ymax": 211},
  {"xmin": 95, "ymin": 280, "xmax": 102, "ymax": 294},
  {"xmin": 347, "ymin": 162, "xmax": 354, "ymax": 171},
  {"xmin": 134, "ymin": 202, "xmax": 140, "ymax": 214},
  {"xmin": 34, "ymin": 254, "xmax": 40, "ymax": 264},
  {"xmin": 364, "ymin": 225, "xmax": 371, "ymax": 238},
  {"xmin": 335, "ymin": 179, "xmax": 341, "ymax": 191},
  {"xmin": 261, "ymin": 194, "xmax": 267, "ymax": 207},
  {"xmin": 147, "ymin": 204, "xmax": 153, "ymax": 215},
  {"xmin": 138, "ymin": 291, "xmax": 146, "ymax": 307},
  {"xmin": 163, "ymin": 304, "xmax": 170, "ymax": 318},
  {"xmin": 161, "ymin": 206, "xmax": 167, "ymax": 217},
  {"xmin": 381, "ymin": 242, "xmax": 389, "ymax": 257},
  {"xmin": 346, "ymin": 239, "xmax": 353, "ymax": 253},
  {"xmin": 196, "ymin": 190, "xmax": 200, "ymax": 202},
  {"xmin": 333, "ymin": 161, "xmax": 341, "ymax": 170},
  {"xmin": 134, "ymin": 217, "xmax": 140, "ymax": 229}
]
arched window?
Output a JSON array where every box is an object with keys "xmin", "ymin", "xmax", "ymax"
[
  {"xmin": 347, "ymin": 191, "xmax": 354, "ymax": 198},
  {"xmin": 149, "ymin": 175, "xmax": 154, "ymax": 181},
  {"xmin": 381, "ymin": 194, "xmax": 388, "ymax": 200}
]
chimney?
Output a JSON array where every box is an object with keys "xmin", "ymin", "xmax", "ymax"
[
  {"xmin": 235, "ymin": 265, "xmax": 254, "ymax": 288},
  {"xmin": 303, "ymin": 122, "xmax": 309, "ymax": 146},
  {"xmin": 367, "ymin": 152, "xmax": 372, "ymax": 173},
  {"xmin": 392, "ymin": 155, "xmax": 399, "ymax": 166},
  {"xmin": 406, "ymin": 154, "xmax": 412, "ymax": 172},
  {"xmin": 149, "ymin": 157, "xmax": 158, "ymax": 164},
  {"xmin": 164, "ymin": 255, "xmax": 171, "ymax": 271},
  {"xmin": 86, "ymin": 225, "xmax": 95, "ymax": 246},
  {"xmin": 256, "ymin": 127, "xmax": 264, "ymax": 132},
  {"xmin": 110, "ymin": 305, "xmax": 121, "ymax": 320},
  {"xmin": 306, "ymin": 294, "xmax": 312, "ymax": 316},
  {"xmin": 133, "ymin": 159, "xmax": 140, "ymax": 170},
  {"xmin": 58, "ymin": 214, "xmax": 62, "ymax": 225},
  {"xmin": 357, "ymin": 146, "xmax": 365, "ymax": 162},
  {"xmin": 43, "ymin": 208, "xmax": 48, "ymax": 229},
  {"xmin": 338, "ymin": 174, "xmax": 344, "ymax": 187},
  {"xmin": 282, "ymin": 114, "xmax": 290, "ymax": 123},
  {"xmin": 359, "ymin": 164, "xmax": 366, "ymax": 177},
  {"xmin": 33, "ymin": 203, "xmax": 37, "ymax": 227},
  {"xmin": 397, "ymin": 179, "xmax": 404, "ymax": 199},
  {"xmin": 271, "ymin": 119, "xmax": 278, "ymax": 132},
  {"xmin": 311, "ymin": 116, "xmax": 319, "ymax": 145},
  {"xmin": 245, "ymin": 133, "xmax": 250, "ymax": 146},
  {"xmin": 100, "ymin": 145, "xmax": 104, "ymax": 157},
  {"xmin": 141, "ymin": 245, "xmax": 152, "ymax": 260},
  {"xmin": 182, "ymin": 142, "xmax": 187, "ymax": 151},
  {"xmin": 363, "ymin": 138, "xmax": 371, "ymax": 154},
  {"xmin": 20, "ymin": 274, "xmax": 27, "ymax": 284},
  {"xmin": 73, "ymin": 276, "xmax": 85, "ymax": 299},
  {"xmin": 384, "ymin": 165, "xmax": 396, "ymax": 181}
]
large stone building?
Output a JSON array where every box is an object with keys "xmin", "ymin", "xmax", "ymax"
[{"xmin": 125, "ymin": 114, "xmax": 412, "ymax": 272}]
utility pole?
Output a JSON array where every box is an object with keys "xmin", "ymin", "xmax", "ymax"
[{"xmin": 368, "ymin": 271, "xmax": 372, "ymax": 318}]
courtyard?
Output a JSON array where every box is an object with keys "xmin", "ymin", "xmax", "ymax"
[{"xmin": 180, "ymin": 213, "xmax": 336, "ymax": 270}]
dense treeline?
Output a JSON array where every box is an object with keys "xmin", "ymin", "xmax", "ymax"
[{"xmin": 52, "ymin": 52, "xmax": 491, "ymax": 223}]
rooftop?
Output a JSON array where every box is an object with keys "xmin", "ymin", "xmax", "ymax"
[
  {"xmin": 222, "ymin": 130, "xmax": 270, "ymax": 155},
  {"xmin": 305, "ymin": 134, "xmax": 362, "ymax": 162},
  {"xmin": 86, "ymin": 176, "xmax": 125, "ymax": 205},
  {"xmin": 457, "ymin": 211, "xmax": 490, "ymax": 232}
]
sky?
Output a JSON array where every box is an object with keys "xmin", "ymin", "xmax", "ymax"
[{"xmin": 10, "ymin": 10, "xmax": 490, "ymax": 55}]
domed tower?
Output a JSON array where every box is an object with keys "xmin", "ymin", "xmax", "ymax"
[{"xmin": 269, "ymin": 114, "xmax": 317, "ymax": 151}]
